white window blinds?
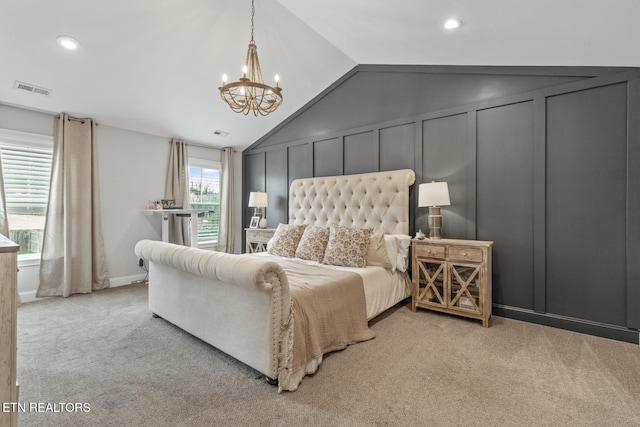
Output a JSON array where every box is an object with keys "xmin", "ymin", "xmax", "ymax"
[
  {"xmin": 0, "ymin": 144, "xmax": 52, "ymax": 214},
  {"xmin": 0, "ymin": 129, "xmax": 53, "ymax": 256}
]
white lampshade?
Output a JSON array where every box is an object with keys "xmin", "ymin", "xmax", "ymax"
[
  {"xmin": 248, "ymin": 191, "xmax": 268, "ymax": 208},
  {"xmin": 418, "ymin": 182, "xmax": 451, "ymax": 207}
]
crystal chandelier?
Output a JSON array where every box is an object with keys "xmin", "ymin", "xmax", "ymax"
[{"xmin": 219, "ymin": 0, "xmax": 283, "ymax": 116}]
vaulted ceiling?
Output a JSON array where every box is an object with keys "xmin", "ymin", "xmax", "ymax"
[{"xmin": 1, "ymin": 0, "xmax": 638, "ymax": 148}]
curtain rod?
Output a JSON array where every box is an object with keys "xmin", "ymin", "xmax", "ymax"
[
  {"xmin": 65, "ymin": 115, "xmax": 99, "ymax": 126},
  {"xmin": 168, "ymin": 140, "xmax": 236, "ymax": 152}
]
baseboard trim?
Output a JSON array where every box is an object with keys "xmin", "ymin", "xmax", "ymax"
[
  {"xmin": 18, "ymin": 274, "xmax": 147, "ymax": 303},
  {"xmin": 493, "ymin": 304, "xmax": 640, "ymax": 344},
  {"xmin": 18, "ymin": 290, "xmax": 41, "ymax": 304},
  {"xmin": 109, "ymin": 274, "xmax": 147, "ymax": 288}
]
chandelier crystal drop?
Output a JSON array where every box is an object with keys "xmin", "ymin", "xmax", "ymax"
[{"xmin": 219, "ymin": 0, "xmax": 283, "ymax": 116}]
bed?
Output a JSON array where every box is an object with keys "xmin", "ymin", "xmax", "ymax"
[{"xmin": 134, "ymin": 169, "xmax": 415, "ymax": 391}]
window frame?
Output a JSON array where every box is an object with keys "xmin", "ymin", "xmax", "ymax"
[
  {"xmin": 0, "ymin": 128, "xmax": 53, "ymax": 267},
  {"xmin": 187, "ymin": 157, "xmax": 221, "ymax": 250}
]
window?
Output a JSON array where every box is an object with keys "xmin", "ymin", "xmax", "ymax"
[
  {"xmin": 0, "ymin": 129, "xmax": 53, "ymax": 261},
  {"xmin": 188, "ymin": 158, "xmax": 221, "ymax": 248}
]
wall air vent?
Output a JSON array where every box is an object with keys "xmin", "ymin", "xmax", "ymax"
[
  {"xmin": 213, "ymin": 130, "xmax": 230, "ymax": 137},
  {"xmin": 13, "ymin": 81, "xmax": 52, "ymax": 97}
]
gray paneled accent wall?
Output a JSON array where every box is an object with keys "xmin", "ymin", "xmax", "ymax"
[
  {"xmin": 477, "ymin": 102, "xmax": 535, "ymax": 310},
  {"xmin": 256, "ymin": 65, "xmax": 621, "ymax": 147},
  {"xmin": 422, "ymin": 113, "xmax": 471, "ymax": 240},
  {"xmin": 344, "ymin": 131, "xmax": 376, "ymax": 174},
  {"xmin": 546, "ymin": 83, "xmax": 628, "ymax": 327},
  {"xmin": 627, "ymin": 78, "xmax": 640, "ymax": 329},
  {"xmin": 265, "ymin": 149, "xmax": 288, "ymax": 226},
  {"xmin": 379, "ymin": 123, "xmax": 414, "ymax": 172},
  {"xmin": 287, "ymin": 143, "xmax": 312, "ymax": 187},
  {"xmin": 243, "ymin": 65, "xmax": 640, "ymax": 343},
  {"xmin": 313, "ymin": 138, "xmax": 342, "ymax": 177}
]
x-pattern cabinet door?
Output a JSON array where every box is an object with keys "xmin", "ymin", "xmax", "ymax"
[
  {"xmin": 411, "ymin": 239, "xmax": 493, "ymax": 327},
  {"xmin": 414, "ymin": 258, "xmax": 447, "ymax": 309}
]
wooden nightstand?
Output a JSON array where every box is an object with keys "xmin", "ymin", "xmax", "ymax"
[
  {"xmin": 245, "ymin": 228, "xmax": 276, "ymax": 253},
  {"xmin": 412, "ymin": 238, "xmax": 493, "ymax": 327}
]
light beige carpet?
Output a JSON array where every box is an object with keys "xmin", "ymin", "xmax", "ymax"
[{"xmin": 16, "ymin": 283, "xmax": 640, "ymax": 426}]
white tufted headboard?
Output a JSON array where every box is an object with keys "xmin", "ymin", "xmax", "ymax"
[{"xmin": 288, "ymin": 169, "xmax": 416, "ymax": 235}]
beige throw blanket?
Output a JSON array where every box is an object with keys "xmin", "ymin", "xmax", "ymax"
[{"xmin": 275, "ymin": 259, "xmax": 375, "ymax": 391}]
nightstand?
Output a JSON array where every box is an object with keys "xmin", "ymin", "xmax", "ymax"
[
  {"xmin": 245, "ymin": 228, "xmax": 276, "ymax": 253},
  {"xmin": 412, "ymin": 238, "xmax": 493, "ymax": 327}
]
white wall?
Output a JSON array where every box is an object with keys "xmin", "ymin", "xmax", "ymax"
[
  {"xmin": 0, "ymin": 103, "xmax": 244, "ymax": 301},
  {"xmin": 0, "ymin": 104, "xmax": 54, "ymax": 135},
  {"xmin": 95, "ymin": 125, "xmax": 168, "ymax": 285}
]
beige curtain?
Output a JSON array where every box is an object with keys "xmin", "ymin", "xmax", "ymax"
[
  {"xmin": 165, "ymin": 139, "xmax": 190, "ymax": 246},
  {"xmin": 0, "ymin": 152, "xmax": 9, "ymax": 238},
  {"xmin": 217, "ymin": 147, "xmax": 235, "ymax": 253},
  {"xmin": 37, "ymin": 113, "xmax": 110, "ymax": 297}
]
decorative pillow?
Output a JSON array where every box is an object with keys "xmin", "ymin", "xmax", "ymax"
[
  {"xmin": 383, "ymin": 235, "xmax": 399, "ymax": 273},
  {"xmin": 366, "ymin": 233, "xmax": 393, "ymax": 270},
  {"xmin": 323, "ymin": 225, "xmax": 371, "ymax": 268},
  {"xmin": 267, "ymin": 224, "xmax": 307, "ymax": 258},
  {"xmin": 295, "ymin": 226, "xmax": 330, "ymax": 262},
  {"xmin": 384, "ymin": 234, "xmax": 412, "ymax": 272}
]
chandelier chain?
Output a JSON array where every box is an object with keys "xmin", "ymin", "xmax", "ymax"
[{"xmin": 250, "ymin": 0, "xmax": 255, "ymax": 43}]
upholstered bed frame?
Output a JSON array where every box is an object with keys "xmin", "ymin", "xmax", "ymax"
[
  {"xmin": 135, "ymin": 169, "xmax": 415, "ymax": 390},
  {"xmin": 288, "ymin": 170, "xmax": 413, "ymax": 234}
]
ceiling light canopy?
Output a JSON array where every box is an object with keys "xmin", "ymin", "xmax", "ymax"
[
  {"xmin": 219, "ymin": 0, "xmax": 283, "ymax": 117},
  {"xmin": 444, "ymin": 18, "xmax": 463, "ymax": 30},
  {"xmin": 56, "ymin": 35, "xmax": 80, "ymax": 50}
]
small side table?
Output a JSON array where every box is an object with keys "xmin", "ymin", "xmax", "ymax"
[
  {"xmin": 412, "ymin": 238, "xmax": 493, "ymax": 327},
  {"xmin": 245, "ymin": 228, "xmax": 276, "ymax": 253}
]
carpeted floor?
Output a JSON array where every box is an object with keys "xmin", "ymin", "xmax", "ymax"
[{"xmin": 15, "ymin": 283, "xmax": 640, "ymax": 426}]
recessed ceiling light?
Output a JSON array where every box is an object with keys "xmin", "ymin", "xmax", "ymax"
[
  {"xmin": 444, "ymin": 18, "xmax": 463, "ymax": 30},
  {"xmin": 56, "ymin": 35, "xmax": 80, "ymax": 50}
]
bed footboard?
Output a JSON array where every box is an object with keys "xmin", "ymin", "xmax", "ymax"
[{"xmin": 134, "ymin": 240, "xmax": 291, "ymax": 380}]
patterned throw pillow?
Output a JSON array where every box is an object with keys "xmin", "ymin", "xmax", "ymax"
[
  {"xmin": 322, "ymin": 225, "xmax": 371, "ymax": 268},
  {"xmin": 295, "ymin": 226, "xmax": 330, "ymax": 262},
  {"xmin": 267, "ymin": 224, "xmax": 307, "ymax": 258}
]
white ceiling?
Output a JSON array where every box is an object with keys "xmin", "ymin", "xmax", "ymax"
[{"xmin": 1, "ymin": 0, "xmax": 638, "ymax": 149}]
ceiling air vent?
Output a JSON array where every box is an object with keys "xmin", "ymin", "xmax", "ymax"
[
  {"xmin": 213, "ymin": 130, "xmax": 230, "ymax": 137},
  {"xmin": 14, "ymin": 81, "xmax": 52, "ymax": 97}
]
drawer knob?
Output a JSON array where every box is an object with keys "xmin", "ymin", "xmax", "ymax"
[{"xmin": 462, "ymin": 252, "xmax": 467, "ymax": 256}]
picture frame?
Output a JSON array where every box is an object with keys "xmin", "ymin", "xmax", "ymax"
[
  {"xmin": 249, "ymin": 216, "xmax": 260, "ymax": 229},
  {"xmin": 161, "ymin": 199, "xmax": 175, "ymax": 209}
]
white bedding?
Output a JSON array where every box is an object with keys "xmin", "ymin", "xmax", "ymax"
[{"xmin": 252, "ymin": 252, "xmax": 411, "ymax": 320}]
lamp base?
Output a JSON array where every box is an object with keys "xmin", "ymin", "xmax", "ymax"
[{"xmin": 427, "ymin": 206, "xmax": 442, "ymax": 240}]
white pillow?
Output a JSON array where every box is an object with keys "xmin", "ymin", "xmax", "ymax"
[
  {"xmin": 383, "ymin": 234, "xmax": 412, "ymax": 272},
  {"xmin": 383, "ymin": 236, "xmax": 399, "ymax": 272},
  {"xmin": 366, "ymin": 233, "xmax": 393, "ymax": 270}
]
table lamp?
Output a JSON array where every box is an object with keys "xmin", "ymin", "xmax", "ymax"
[
  {"xmin": 248, "ymin": 191, "xmax": 268, "ymax": 228},
  {"xmin": 418, "ymin": 181, "xmax": 450, "ymax": 240}
]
